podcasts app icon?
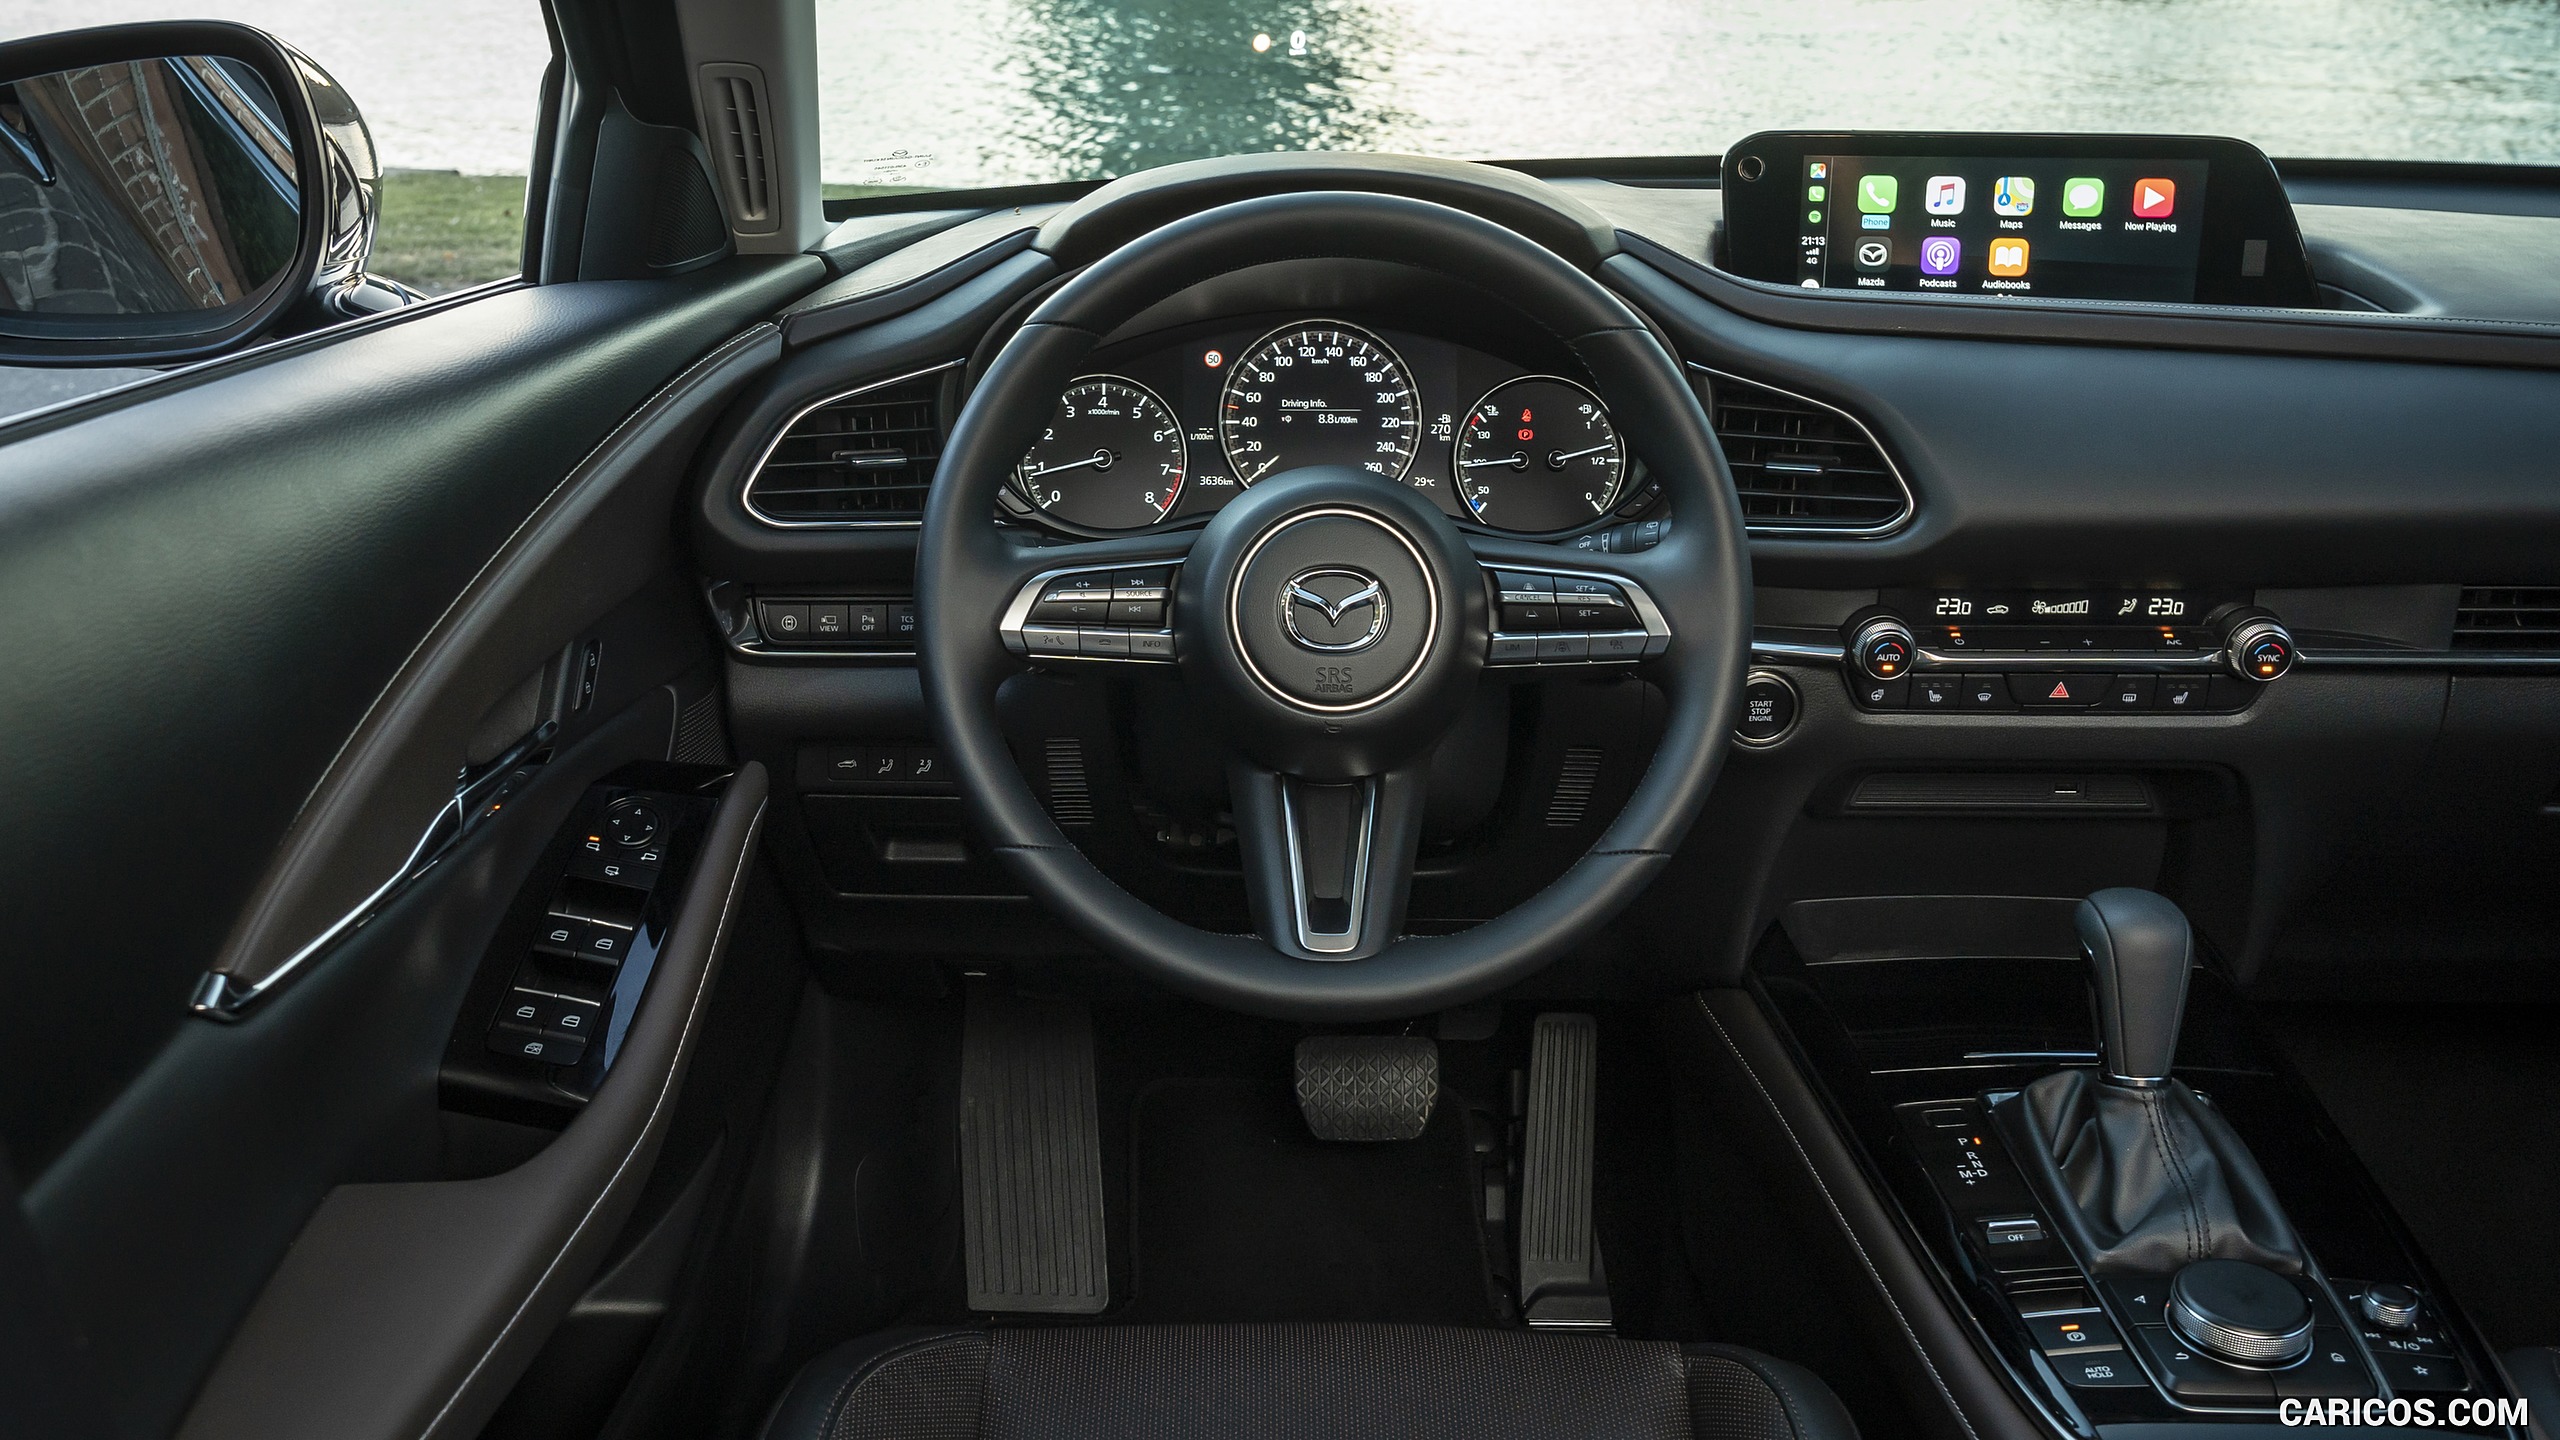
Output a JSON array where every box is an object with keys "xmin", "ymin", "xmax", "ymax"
[{"xmin": 1919, "ymin": 236, "xmax": 1962, "ymax": 275}]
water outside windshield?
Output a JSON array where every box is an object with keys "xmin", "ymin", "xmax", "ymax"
[{"xmin": 817, "ymin": 0, "xmax": 2560, "ymax": 197}]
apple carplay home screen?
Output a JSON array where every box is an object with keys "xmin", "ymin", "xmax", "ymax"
[{"xmin": 1798, "ymin": 156, "xmax": 2211, "ymax": 300}]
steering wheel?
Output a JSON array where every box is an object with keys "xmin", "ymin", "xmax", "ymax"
[{"xmin": 917, "ymin": 190, "xmax": 1750, "ymax": 1021}]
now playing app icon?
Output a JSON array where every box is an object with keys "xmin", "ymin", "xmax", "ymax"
[{"xmin": 1920, "ymin": 236, "xmax": 1962, "ymax": 276}]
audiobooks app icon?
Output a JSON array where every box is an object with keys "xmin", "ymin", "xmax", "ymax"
[{"xmin": 1987, "ymin": 237, "xmax": 2030, "ymax": 277}]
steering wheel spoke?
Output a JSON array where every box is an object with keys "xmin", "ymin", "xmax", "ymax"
[
  {"xmin": 1466, "ymin": 537, "xmax": 1672, "ymax": 671},
  {"xmin": 1229, "ymin": 761, "xmax": 1427, "ymax": 963},
  {"xmin": 992, "ymin": 530, "xmax": 1197, "ymax": 667}
]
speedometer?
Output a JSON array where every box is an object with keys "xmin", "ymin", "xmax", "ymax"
[{"xmin": 1217, "ymin": 322, "xmax": 1418, "ymax": 486}]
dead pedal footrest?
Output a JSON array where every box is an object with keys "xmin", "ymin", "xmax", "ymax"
[
  {"xmin": 1520, "ymin": 1012, "xmax": 1611, "ymax": 1329},
  {"xmin": 1294, "ymin": 1034, "xmax": 1440, "ymax": 1141},
  {"xmin": 959, "ymin": 985, "xmax": 1109, "ymax": 1314}
]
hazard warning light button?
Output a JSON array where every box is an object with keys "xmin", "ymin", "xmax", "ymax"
[{"xmin": 2010, "ymin": 673, "xmax": 2101, "ymax": 708}]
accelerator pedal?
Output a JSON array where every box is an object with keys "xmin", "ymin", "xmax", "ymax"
[
  {"xmin": 1294, "ymin": 1035, "xmax": 1440, "ymax": 1141},
  {"xmin": 1519, "ymin": 1012, "xmax": 1612, "ymax": 1329},
  {"xmin": 959, "ymin": 985, "xmax": 1108, "ymax": 1314}
]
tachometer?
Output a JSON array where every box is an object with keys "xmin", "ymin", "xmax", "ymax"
[
  {"xmin": 1014, "ymin": 376, "xmax": 1187, "ymax": 529},
  {"xmin": 1453, "ymin": 376, "xmax": 1624, "ymax": 531},
  {"xmin": 1217, "ymin": 322, "xmax": 1418, "ymax": 486}
]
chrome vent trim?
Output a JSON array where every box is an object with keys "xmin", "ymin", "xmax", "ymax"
[
  {"xmin": 2454, "ymin": 586, "xmax": 2560, "ymax": 651},
  {"xmin": 1690, "ymin": 365, "xmax": 1915, "ymax": 538},
  {"xmin": 740, "ymin": 361, "xmax": 960, "ymax": 529}
]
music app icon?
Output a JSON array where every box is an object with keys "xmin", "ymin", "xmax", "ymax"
[{"xmin": 1925, "ymin": 175, "xmax": 1965, "ymax": 215}]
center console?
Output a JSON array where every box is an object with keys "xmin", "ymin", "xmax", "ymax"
[{"xmin": 1755, "ymin": 893, "xmax": 2523, "ymax": 1434}]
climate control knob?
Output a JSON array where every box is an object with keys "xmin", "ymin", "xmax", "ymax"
[
  {"xmin": 1850, "ymin": 617, "xmax": 1917, "ymax": 682},
  {"xmin": 2213, "ymin": 609, "xmax": 2296, "ymax": 683}
]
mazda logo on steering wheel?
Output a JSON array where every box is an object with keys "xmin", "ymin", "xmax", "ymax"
[{"xmin": 1281, "ymin": 567, "xmax": 1388, "ymax": 653}]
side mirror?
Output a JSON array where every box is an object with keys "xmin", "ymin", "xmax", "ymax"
[{"xmin": 0, "ymin": 21, "xmax": 399, "ymax": 366}]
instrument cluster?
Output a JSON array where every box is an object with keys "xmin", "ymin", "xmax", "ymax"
[{"xmin": 1002, "ymin": 317, "xmax": 1641, "ymax": 536}]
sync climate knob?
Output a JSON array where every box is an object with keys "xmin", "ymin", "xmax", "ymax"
[
  {"xmin": 1850, "ymin": 617, "xmax": 1916, "ymax": 682},
  {"xmin": 2219, "ymin": 613, "xmax": 2296, "ymax": 683}
]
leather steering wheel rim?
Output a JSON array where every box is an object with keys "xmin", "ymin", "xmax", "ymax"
[{"xmin": 916, "ymin": 188, "xmax": 1751, "ymax": 1021}]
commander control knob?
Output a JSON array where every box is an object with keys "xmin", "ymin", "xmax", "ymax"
[
  {"xmin": 2220, "ymin": 614, "xmax": 2296, "ymax": 683},
  {"xmin": 1851, "ymin": 617, "xmax": 1917, "ymax": 682},
  {"xmin": 2168, "ymin": 1260, "xmax": 2315, "ymax": 1367},
  {"xmin": 2360, "ymin": 1283, "xmax": 2423, "ymax": 1331}
]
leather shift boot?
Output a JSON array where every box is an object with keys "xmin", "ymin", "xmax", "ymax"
[{"xmin": 1998, "ymin": 1069, "xmax": 2306, "ymax": 1277}]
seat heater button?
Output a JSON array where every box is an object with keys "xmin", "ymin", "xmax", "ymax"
[
  {"xmin": 1913, "ymin": 676, "xmax": 1963, "ymax": 710},
  {"xmin": 2157, "ymin": 677, "xmax": 2211, "ymax": 712}
]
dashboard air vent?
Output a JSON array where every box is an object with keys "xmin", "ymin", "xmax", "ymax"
[
  {"xmin": 745, "ymin": 370, "xmax": 948, "ymax": 526},
  {"xmin": 2454, "ymin": 587, "xmax": 2560, "ymax": 651},
  {"xmin": 1700, "ymin": 371, "xmax": 1912, "ymax": 534}
]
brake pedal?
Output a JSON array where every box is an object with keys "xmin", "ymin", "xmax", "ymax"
[
  {"xmin": 1519, "ymin": 1012, "xmax": 1611, "ymax": 1329},
  {"xmin": 959, "ymin": 985, "xmax": 1108, "ymax": 1314},
  {"xmin": 1294, "ymin": 1034, "xmax": 1439, "ymax": 1141}
]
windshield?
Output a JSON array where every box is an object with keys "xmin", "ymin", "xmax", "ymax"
[{"xmin": 817, "ymin": 0, "xmax": 2560, "ymax": 198}]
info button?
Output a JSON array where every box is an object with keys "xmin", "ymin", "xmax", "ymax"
[{"xmin": 2010, "ymin": 673, "xmax": 2100, "ymax": 709}]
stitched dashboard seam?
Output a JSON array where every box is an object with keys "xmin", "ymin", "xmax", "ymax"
[
  {"xmin": 1695, "ymin": 992, "xmax": 1984, "ymax": 1440},
  {"xmin": 419, "ymin": 796, "xmax": 767, "ymax": 1440}
]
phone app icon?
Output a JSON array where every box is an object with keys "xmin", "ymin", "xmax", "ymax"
[
  {"xmin": 1806, "ymin": 184, "xmax": 1826, "ymax": 202},
  {"xmin": 1919, "ymin": 235, "xmax": 1962, "ymax": 275},
  {"xmin": 1860, "ymin": 213, "xmax": 1891, "ymax": 229},
  {"xmin": 1857, "ymin": 174, "xmax": 1898, "ymax": 213},
  {"xmin": 1854, "ymin": 237, "xmax": 1893, "ymax": 271},
  {"xmin": 2062, "ymin": 177, "xmax": 2105, "ymax": 217},
  {"xmin": 1987, "ymin": 237, "xmax": 2029, "ymax": 276},
  {"xmin": 1925, "ymin": 175, "xmax": 1965, "ymax": 215},
  {"xmin": 1992, "ymin": 176, "xmax": 2035, "ymax": 216},
  {"xmin": 2133, "ymin": 177, "xmax": 2177, "ymax": 218}
]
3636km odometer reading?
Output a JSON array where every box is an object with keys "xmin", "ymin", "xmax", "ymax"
[{"xmin": 1218, "ymin": 322, "xmax": 1419, "ymax": 486}]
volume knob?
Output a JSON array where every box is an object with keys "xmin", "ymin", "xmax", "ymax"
[
  {"xmin": 2360, "ymin": 1283, "xmax": 2423, "ymax": 1331},
  {"xmin": 1851, "ymin": 617, "xmax": 1917, "ymax": 682}
]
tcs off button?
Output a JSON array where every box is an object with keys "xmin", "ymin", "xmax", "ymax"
[{"xmin": 1735, "ymin": 670, "xmax": 1800, "ymax": 748}]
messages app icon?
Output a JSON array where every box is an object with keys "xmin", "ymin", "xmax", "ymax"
[
  {"xmin": 2062, "ymin": 177, "xmax": 2105, "ymax": 217},
  {"xmin": 1857, "ymin": 174, "xmax": 1898, "ymax": 213}
]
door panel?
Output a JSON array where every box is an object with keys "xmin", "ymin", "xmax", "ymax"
[{"xmin": 0, "ymin": 255, "xmax": 821, "ymax": 1437}]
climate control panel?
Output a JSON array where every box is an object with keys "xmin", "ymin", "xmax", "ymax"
[{"xmin": 1847, "ymin": 593, "xmax": 2293, "ymax": 715}]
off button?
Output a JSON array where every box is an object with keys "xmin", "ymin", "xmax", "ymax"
[{"xmin": 1735, "ymin": 671, "xmax": 1799, "ymax": 748}]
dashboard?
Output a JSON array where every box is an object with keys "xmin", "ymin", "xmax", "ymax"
[{"xmin": 997, "ymin": 315, "xmax": 1651, "ymax": 537}]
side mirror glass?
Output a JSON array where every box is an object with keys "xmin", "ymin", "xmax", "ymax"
[{"xmin": 0, "ymin": 22, "xmax": 383, "ymax": 364}]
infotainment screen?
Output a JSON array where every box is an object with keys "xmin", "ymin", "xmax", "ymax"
[
  {"xmin": 1795, "ymin": 156, "xmax": 2209, "ymax": 300},
  {"xmin": 1719, "ymin": 133, "xmax": 2318, "ymax": 308}
]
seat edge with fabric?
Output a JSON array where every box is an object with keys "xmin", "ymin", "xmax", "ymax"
[{"xmin": 760, "ymin": 1323, "xmax": 1862, "ymax": 1440}]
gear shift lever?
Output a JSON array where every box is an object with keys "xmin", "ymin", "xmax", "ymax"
[
  {"xmin": 1998, "ymin": 888, "xmax": 2306, "ymax": 1276},
  {"xmin": 2078, "ymin": 887, "xmax": 2194, "ymax": 1086}
]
